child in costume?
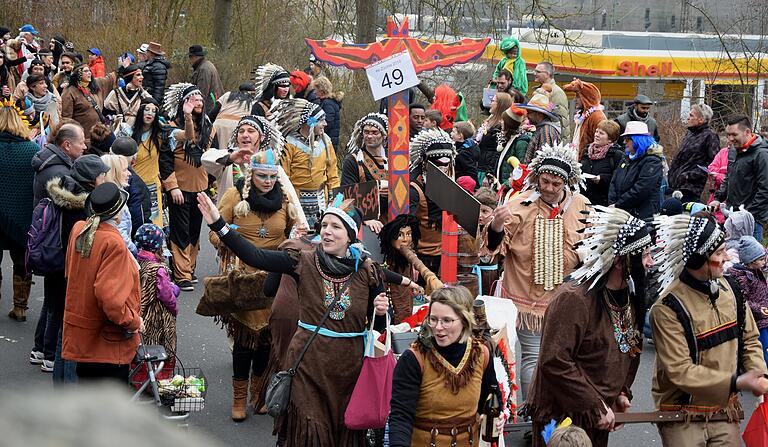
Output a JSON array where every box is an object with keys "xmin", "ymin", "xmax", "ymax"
[{"xmin": 134, "ymin": 223, "xmax": 179, "ymax": 378}]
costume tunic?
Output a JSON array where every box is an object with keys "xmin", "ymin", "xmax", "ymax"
[
  {"xmin": 485, "ymin": 189, "xmax": 589, "ymax": 331},
  {"xmin": 211, "ymin": 217, "xmax": 387, "ymax": 447},
  {"xmin": 525, "ymin": 282, "xmax": 641, "ymax": 447}
]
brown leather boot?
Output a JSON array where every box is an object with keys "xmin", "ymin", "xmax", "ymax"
[
  {"xmin": 249, "ymin": 374, "xmax": 268, "ymax": 414},
  {"xmin": 7, "ymin": 275, "xmax": 31, "ymax": 322},
  {"xmin": 231, "ymin": 378, "xmax": 249, "ymax": 422}
]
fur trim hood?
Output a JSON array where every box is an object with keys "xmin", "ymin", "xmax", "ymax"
[{"xmin": 46, "ymin": 176, "xmax": 88, "ymax": 210}]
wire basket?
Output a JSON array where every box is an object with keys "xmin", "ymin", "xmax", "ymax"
[{"xmin": 157, "ymin": 366, "xmax": 207, "ymax": 412}]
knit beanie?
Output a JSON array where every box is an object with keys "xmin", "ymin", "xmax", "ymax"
[
  {"xmin": 738, "ymin": 236, "xmax": 765, "ymax": 265},
  {"xmin": 660, "ymin": 197, "xmax": 683, "ymax": 216}
]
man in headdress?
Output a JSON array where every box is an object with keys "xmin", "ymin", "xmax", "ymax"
[
  {"xmin": 342, "ymin": 112, "xmax": 389, "ymax": 227},
  {"xmin": 525, "ymin": 206, "xmax": 654, "ymax": 447},
  {"xmin": 650, "ymin": 212, "xmax": 767, "ymax": 446},
  {"xmin": 271, "ymin": 98, "xmax": 339, "ymax": 230},
  {"xmin": 160, "ymin": 83, "xmax": 216, "ymax": 291},
  {"xmin": 407, "ymin": 128, "xmax": 456, "ymax": 277},
  {"xmin": 485, "ymin": 142, "xmax": 590, "ymax": 403}
]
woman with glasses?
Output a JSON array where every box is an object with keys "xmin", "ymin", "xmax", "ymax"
[{"xmin": 389, "ymin": 286, "xmax": 499, "ymax": 447}]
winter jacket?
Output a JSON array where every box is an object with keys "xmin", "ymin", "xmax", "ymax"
[
  {"xmin": 0, "ymin": 132, "xmax": 38, "ymax": 248},
  {"xmin": 62, "ymin": 220, "xmax": 141, "ymax": 365},
  {"xmin": 297, "ymin": 87, "xmax": 318, "ymax": 103},
  {"xmin": 88, "ymin": 56, "xmax": 106, "ymax": 78},
  {"xmin": 317, "ymin": 96, "xmax": 342, "ymax": 151},
  {"xmin": 126, "ymin": 166, "xmax": 151, "ymax": 236},
  {"xmin": 454, "ymin": 139, "xmax": 480, "ymax": 182},
  {"xmin": 190, "ymin": 58, "xmax": 223, "ymax": 112},
  {"xmin": 580, "ymin": 145, "xmax": 624, "ymax": 206},
  {"xmin": 667, "ymin": 123, "xmax": 720, "ymax": 199},
  {"xmin": 615, "ymin": 106, "xmax": 661, "ymax": 147},
  {"xmin": 608, "ymin": 144, "xmax": 664, "ymax": 219},
  {"xmin": 60, "ymin": 77, "xmax": 114, "ymax": 143},
  {"xmin": 715, "ymin": 136, "xmax": 768, "ymax": 223},
  {"xmin": 32, "ymin": 142, "xmax": 75, "ymax": 204},
  {"xmin": 729, "ymin": 263, "xmax": 768, "ymax": 330},
  {"xmin": 476, "ymin": 124, "xmax": 501, "ymax": 177},
  {"xmin": 142, "ymin": 56, "xmax": 171, "ymax": 105},
  {"xmin": 45, "ymin": 176, "xmax": 92, "ymax": 315}
]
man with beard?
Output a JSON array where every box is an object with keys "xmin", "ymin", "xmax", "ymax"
[
  {"xmin": 523, "ymin": 206, "xmax": 654, "ymax": 447},
  {"xmin": 341, "ymin": 113, "xmax": 389, "ymax": 228},
  {"xmin": 650, "ymin": 212, "xmax": 767, "ymax": 446},
  {"xmin": 485, "ymin": 142, "xmax": 589, "ymax": 404},
  {"xmin": 615, "ymin": 95, "xmax": 661, "ymax": 149},
  {"xmin": 160, "ymin": 83, "xmax": 215, "ymax": 291}
]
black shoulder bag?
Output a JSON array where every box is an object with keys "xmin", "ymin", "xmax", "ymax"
[{"xmin": 264, "ymin": 277, "xmax": 351, "ymax": 418}]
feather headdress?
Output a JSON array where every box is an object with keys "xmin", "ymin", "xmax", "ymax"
[
  {"xmin": 652, "ymin": 213, "xmax": 725, "ymax": 297},
  {"xmin": 408, "ymin": 127, "xmax": 455, "ymax": 175},
  {"xmin": 568, "ymin": 205, "xmax": 652, "ymax": 290},
  {"xmin": 250, "ymin": 63, "xmax": 290, "ymax": 101},
  {"xmin": 269, "ymin": 98, "xmax": 326, "ymax": 152},
  {"xmin": 347, "ymin": 113, "xmax": 388, "ymax": 154},
  {"xmin": 525, "ymin": 142, "xmax": 584, "ymax": 192},
  {"xmin": 1, "ymin": 98, "xmax": 30, "ymax": 128},
  {"xmin": 227, "ymin": 115, "xmax": 284, "ymax": 159},
  {"xmin": 162, "ymin": 83, "xmax": 201, "ymax": 120}
]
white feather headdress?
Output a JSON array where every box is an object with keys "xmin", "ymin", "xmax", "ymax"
[{"xmin": 162, "ymin": 83, "xmax": 201, "ymax": 120}]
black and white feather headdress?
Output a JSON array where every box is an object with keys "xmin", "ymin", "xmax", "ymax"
[
  {"xmin": 347, "ymin": 113, "xmax": 388, "ymax": 154},
  {"xmin": 250, "ymin": 63, "xmax": 290, "ymax": 100},
  {"xmin": 568, "ymin": 205, "xmax": 652, "ymax": 290},
  {"xmin": 409, "ymin": 128, "xmax": 455, "ymax": 175},
  {"xmin": 227, "ymin": 115, "xmax": 285, "ymax": 158},
  {"xmin": 525, "ymin": 142, "xmax": 585, "ymax": 192},
  {"xmin": 652, "ymin": 213, "xmax": 726, "ymax": 297},
  {"xmin": 162, "ymin": 83, "xmax": 201, "ymax": 120}
]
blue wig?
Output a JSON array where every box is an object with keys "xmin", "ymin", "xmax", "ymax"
[{"xmin": 627, "ymin": 134, "xmax": 657, "ymax": 159}]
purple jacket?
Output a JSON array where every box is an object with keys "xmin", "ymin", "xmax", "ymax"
[
  {"xmin": 729, "ymin": 264, "xmax": 768, "ymax": 330},
  {"xmin": 138, "ymin": 250, "xmax": 179, "ymax": 316}
]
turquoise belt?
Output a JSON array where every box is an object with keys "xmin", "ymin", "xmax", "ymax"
[
  {"xmin": 472, "ymin": 264, "xmax": 499, "ymax": 295},
  {"xmin": 298, "ymin": 320, "xmax": 367, "ymax": 338}
]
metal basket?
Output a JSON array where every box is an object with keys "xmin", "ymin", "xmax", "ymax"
[{"xmin": 158, "ymin": 366, "xmax": 207, "ymax": 412}]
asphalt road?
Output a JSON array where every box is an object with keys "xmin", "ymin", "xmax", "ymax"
[{"xmin": 0, "ymin": 239, "xmax": 758, "ymax": 446}]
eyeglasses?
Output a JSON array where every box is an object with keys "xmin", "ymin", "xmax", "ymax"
[
  {"xmin": 254, "ymin": 174, "xmax": 277, "ymax": 182},
  {"xmin": 427, "ymin": 316, "xmax": 459, "ymax": 328}
]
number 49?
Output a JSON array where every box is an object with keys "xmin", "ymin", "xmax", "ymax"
[{"xmin": 381, "ymin": 69, "xmax": 404, "ymax": 89}]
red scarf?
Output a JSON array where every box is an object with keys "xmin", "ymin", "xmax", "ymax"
[
  {"xmin": 739, "ymin": 135, "xmax": 758, "ymax": 153},
  {"xmin": 587, "ymin": 142, "xmax": 611, "ymax": 160}
]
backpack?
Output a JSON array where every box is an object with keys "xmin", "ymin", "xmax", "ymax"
[{"xmin": 26, "ymin": 198, "xmax": 65, "ymax": 275}]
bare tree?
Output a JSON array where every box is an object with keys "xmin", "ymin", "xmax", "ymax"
[{"xmin": 213, "ymin": 0, "xmax": 234, "ymax": 49}]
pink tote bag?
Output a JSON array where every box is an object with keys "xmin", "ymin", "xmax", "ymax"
[{"xmin": 344, "ymin": 313, "xmax": 397, "ymax": 430}]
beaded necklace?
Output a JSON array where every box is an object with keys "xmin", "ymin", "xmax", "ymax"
[
  {"xmin": 533, "ymin": 200, "xmax": 564, "ymax": 291},
  {"xmin": 603, "ymin": 290, "xmax": 641, "ymax": 356},
  {"xmin": 314, "ymin": 254, "xmax": 353, "ymax": 320}
]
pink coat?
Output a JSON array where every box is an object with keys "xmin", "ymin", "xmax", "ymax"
[{"xmin": 707, "ymin": 147, "xmax": 729, "ymax": 223}]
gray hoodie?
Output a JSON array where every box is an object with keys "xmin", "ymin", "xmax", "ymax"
[{"xmin": 31, "ymin": 143, "xmax": 75, "ymax": 204}]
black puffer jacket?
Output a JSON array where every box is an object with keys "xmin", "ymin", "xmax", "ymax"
[
  {"xmin": 316, "ymin": 96, "xmax": 342, "ymax": 151},
  {"xmin": 142, "ymin": 57, "xmax": 172, "ymax": 105},
  {"xmin": 580, "ymin": 145, "xmax": 624, "ymax": 206},
  {"xmin": 715, "ymin": 136, "xmax": 768, "ymax": 223},
  {"xmin": 667, "ymin": 123, "xmax": 720, "ymax": 199},
  {"xmin": 608, "ymin": 144, "xmax": 664, "ymax": 219}
]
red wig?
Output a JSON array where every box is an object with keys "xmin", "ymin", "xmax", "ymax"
[{"xmin": 431, "ymin": 84, "xmax": 460, "ymax": 130}]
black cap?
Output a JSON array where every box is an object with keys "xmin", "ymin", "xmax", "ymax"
[
  {"xmin": 111, "ymin": 136, "xmax": 138, "ymax": 157},
  {"xmin": 86, "ymin": 182, "xmax": 128, "ymax": 220},
  {"xmin": 188, "ymin": 45, "xmax": 206, "ymax": 57},
  {"xmin": 0, "ymin": 27, "xmax": 10, "ymax": 37},
  {"xmin": 634, "ymin": 94, "xmax": 654, "ymax": 105}
]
